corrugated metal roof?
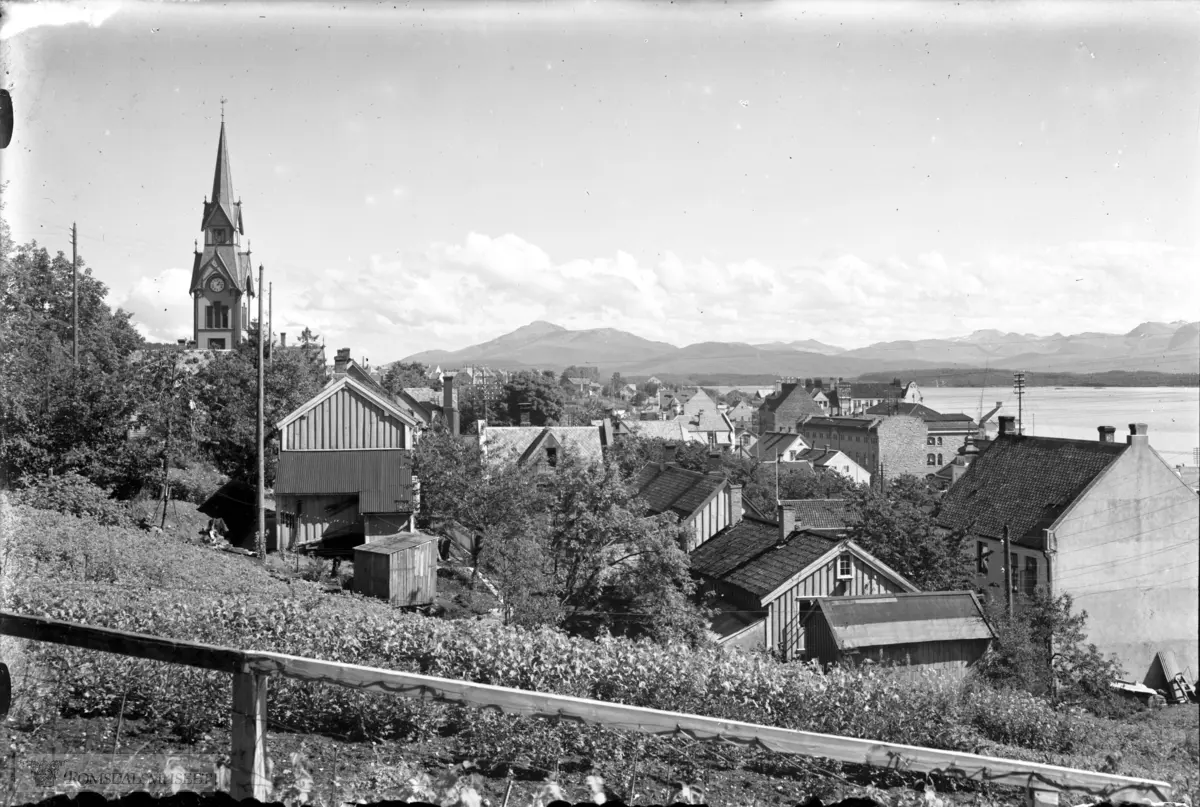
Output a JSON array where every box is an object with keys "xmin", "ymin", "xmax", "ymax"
[
  {"xmin": 275, "ymin": 449, "xmax": 413, "ymax": 511},
  {"xmin": 354, "ymin": 533, "xmax": 436, "ymax": 554},
  {"xmin": 817, "ymin": 592, "xmax": 994, "ymax": 650}
]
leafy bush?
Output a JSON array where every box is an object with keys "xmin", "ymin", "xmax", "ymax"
[
  {"xmin": 961, "ymin": 683, "xmax": 1073, "ymax": 752},
  {"xmin": 16, "ymin": 472, "xmax": 131, "ymax": 526},
  {"xmin": 167, "ymin": 462, "xmax": 227, "ymax": 505}
]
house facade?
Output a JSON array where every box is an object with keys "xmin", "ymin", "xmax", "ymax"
[
  {"xmin": 797, "ymin": 414, "xmax": 929, "ymax": 482},
  {"xmin": 692, "ymin": 502, "xmax": 918, "ymax": 659},
  {"xmin": 937, "ymin": 420, "xmax": 1200, "ymax": 685},
  {"xmin": 633, "ymin": 449, "xmax": 741, "ymax": 552},
  {"xmin": 753, "ymin": 431, "xmax": 811, "ymax": 463},
  {"xmin": 274, "ymin": 363, "xmax": 423, "ymax": 555},
  {"xmin": 834, "ymin": 380, "xmax": 922, "ymax": 416},
  {"xmin": 759, "ymin": 379, "xmax": 825, "ymax": 433},
  {"xmin": 864, "ymin": 402, "xmax": 977, "ymax": 471}
]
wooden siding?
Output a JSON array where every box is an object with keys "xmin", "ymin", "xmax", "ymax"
[
  {"xmin": 283, "ymin": 386, "xmax": 409, "ymax": 451},
  {"xmin": 766, "ymin": 554, "xmax": 908, "ymax": 660},
  {"xmin": 807, "ymin": 627, "xmax": 989, "ymax": 680},
  {"xmin": 686, "ymin": 488, "xmax": 730, "ymax": 552},
  {"xmin": 278, "ymin": 494, "xmax": 359, "ymax": 548},
  {"xmin": 354, "ymin": 541, "xmax": 437, "ymax": 607}
]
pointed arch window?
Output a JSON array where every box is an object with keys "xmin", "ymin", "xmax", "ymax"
[{"xmin": 205, "ymin": 302, "xmax": 230, "ymax": 329}]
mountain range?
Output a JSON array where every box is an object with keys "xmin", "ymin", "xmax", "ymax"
[{"xmin": 399, "ymin": 320, "xmax": 1200, "ymax": 378}]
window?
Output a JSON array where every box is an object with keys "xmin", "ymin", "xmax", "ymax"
[
  {"xmin": 789, "ymin": 450, "xmax": 800, "ymax": 461},
  {"xmin": 926, "ymin": 453, "xmax": 936, "ymax": 466},
  {"xmin": 976, "ymin": 541, "xmax": 991, "ymax": 574},
  {"xmin": 836, "ymin": 554, "xmax": 853, "ymax": 580},
  {"xmin": 1024, "ymin": 556, "xmax": 1038, "ymax": 596},
  {"xmin": 936, "ymin": 436, "xmax": 944, "ymax": 446},
  {"xmin": 546, "ymin": 447, "xmax": 558, "ymax": 467},
  {"xmin": 927, "ymin": 436, "xmax": 936, "ymax": 446},
  {"xmin": 214, "ymin": 229, "xmax": 226, "ymax": 243},
  {"xmin": 204, "ymin": 302, "xmax": 230, "ymax": 329},
  {"xmin": 206, "ymin": 338, "xmax": 226, "ymax": 350},
  {"xmin": 937, "ymin": 453, "xmax": 943, "ymax": 465}
]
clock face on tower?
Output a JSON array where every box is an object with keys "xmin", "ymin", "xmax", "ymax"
[{"xmin": 208, "ymin": 276, "xmax": 226, "ymax": 293}]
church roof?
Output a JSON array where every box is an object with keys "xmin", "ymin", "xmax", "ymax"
[
  {"xmin": 190, "ymin": 247, "xmax": 254, "ymax": 294},
  {"xmin": 201, "ymin": 122, "xmax": 244, "ymax": 234}
]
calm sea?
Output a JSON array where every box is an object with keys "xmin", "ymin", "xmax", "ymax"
[{"xmin": 921, "ymin": 387, "xmax": 1200, "ymax": 466}]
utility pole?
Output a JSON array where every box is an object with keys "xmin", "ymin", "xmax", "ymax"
[
  {"xmin": 1002, "ymin": 524, "xmax": 1013, "ymax": 618},
  {"xmin": 267, "ymin": 282, "xmax": 273, "ymax": 365},
  {"xmin": 71, "ymin": 223, "xmax": 79, "ymax": 366},
  {"xmin": 256, "ymin": 265, "xmax": 266, "ymax": 563},
  {"xmin": 1012, "ymin": 371, "xmax": 1026, "ymax": 436}
]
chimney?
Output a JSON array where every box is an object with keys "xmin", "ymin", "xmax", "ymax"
[
  {"xmin": 998, "ymin": 415, "xmax": 1016, "ymax": 437},
  {"xmin": 1097, "ymin": 425, "xmax": 1116, "ymax": 444},
  {"xmin": 774, "ymin": 379, "xmax": 783, "ymax": 394},
  {"xmin": 280, "ymin": 332, "xmax": 287, "ymax": 347},
  {"xmin": 334, "ymin": 347, "xmax": 351, "ymax": 377},
  {"xmin": 1127, "ymin": 423, "xmax": 1149, "ymax": 446},
  {"xmin": 443, "ymin": 371, "xmax": 459, "ymax": 436},
  {"xmin": 777, "ymin": 501, "xmax": 796, "ymax": 543},
  {"xmin": 519, "ymin": 402, "xmax": 532, "ymax": 427},
  {"xmin": 662, "ymin": 442, "xmax": 677, "ymax": 470},
  {"xmin": 707, "ymin": 452, "xmax": 722, "ymax": 474},
  {"xmin": 730, "ymin": 484, "xmax": 743, "ymax": 525}
]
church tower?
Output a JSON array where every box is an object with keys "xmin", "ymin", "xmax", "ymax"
[{"xmin": 190, "ymin": 118, "xmax": 254, "ymax": 349}]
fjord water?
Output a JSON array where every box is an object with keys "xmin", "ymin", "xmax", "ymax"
[{"xmin": 921, "ymin": 386, "xmax": 1200, "ymax": 466}]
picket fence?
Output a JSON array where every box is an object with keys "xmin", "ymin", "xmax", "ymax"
[{"xmin": 0, "ymin": 611, "xmax": 1174, "ymax": 807}]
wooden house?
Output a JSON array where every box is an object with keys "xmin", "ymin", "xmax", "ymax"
[
  {"xmin": 633, "ymin": 446, "xmax": 742, "ymax": 552},
  {"xmin": 801, "ymin": 592, "xmax": 995, "ymax": 677},
  {"xmin": 273, "ymin": 351, "xmax": 423, "ymax": 557},
  {"xmin": 692, "ymin": 501, "xmax": 917, "ymax": 659},
  {"xmin": 353, "ymin": 534, "xmax": 438, "ymax": 606}
]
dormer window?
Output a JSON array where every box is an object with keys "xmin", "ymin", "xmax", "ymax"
[
  {"xmin": 213, "ymin": 228, "xmax": 227, "ymax": 244},
  {"xmin": 546, "ymin": 447, "xmax": 558, "ymax": 467}
]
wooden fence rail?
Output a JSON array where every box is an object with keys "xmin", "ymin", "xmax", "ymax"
[{"xmin": 0, "ymin": 611, "xmax": 1174, "ymax": 806}]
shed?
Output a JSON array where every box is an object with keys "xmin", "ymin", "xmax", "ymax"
[
  {"xmin": 353, "ymin": 534, "xmax": 438, "ymax": 607},
  {"xmin": 802, "ymin": 591, "xmax": 994, "ymax": 677}
]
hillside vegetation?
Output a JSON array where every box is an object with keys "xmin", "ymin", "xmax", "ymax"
[{"xmin": 6, "ymin": 503, "xmax": 1199, "ymax": 806}]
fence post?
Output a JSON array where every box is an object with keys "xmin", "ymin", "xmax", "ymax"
[
  {"xmin": 231, "ymin": 671, "xmax": 270, "ymax": 801},
  {"xmin": 1027, "ymin": 787, "xmax": 1059, "ymax": 807}
]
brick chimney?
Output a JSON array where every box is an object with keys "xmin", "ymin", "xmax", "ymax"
[
  {"xmin": 1127, "ymin": 423, "xmax": 1149, "ymax": 446},
  {"xmin": 519, "ymin": 402, "xmax": 532, "ymax": 427},
  {"xmin": 280, "ymin": 332, "xmax": 287, "ymax": 347},
  {"xmin": 333, "ymin": 347, "xmax": 351, "ymax": 377},
  {"xmin": 998, "ymin": 415, "xmax": 1016, "ymax": 437},
  {"xmin": 707, "ymin": 452, "xmax": 722, "ymax": 474},
  {"xmin": 730, "ymin": 484, "xmax": 743, "ymax": 525},
  {"xmin": 1097, "ymin": 425, "xmax": 1116, "ymax": 443},
  {"xmin": 662, "ymin": 442, "xmax": 677, "ymax": 469},
  {"xmin": 777, "ymin": 501, "xmax": 796, "ymax": 543},
  {"xmin": 443, "ymin": 371, "xmax": 459, "ymax": 436}
]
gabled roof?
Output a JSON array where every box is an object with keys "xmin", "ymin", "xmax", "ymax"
[
  {"xmin": 793, "ymin": 447, "xmax": 854, "ymax": 469},
  {"xmin": 275, "ymin": 374, "xmax": 423, "ymax": 433},
  {"xmin": 783, "ymin": 498, "xmax": 857, "ymax": 530},
  {"xmin": 761, "ymin": 383, "xmax": 824, "ymax": 417},
  {"xmin": 679, "ymin": 408, "xmax": 733, "ymax": 440},
  {"xmin": 862, "ymin": 402, "xmax": 976, "ymax": 430},
  {"xmin": 812, "ymin": 592, "xmax": 994, "ymax": 650},
  {"xmin": 801, "ymin": 415, "xmax": 879, "ymax": 431},
  {"xmin": 683, "ymin": 388, "xmax": 717, "ymax": 414},
  {"xmin": 849, "ymin": 382, "xmax": 905, "ymax": 399},
  {"xmin": 936, "ymin": 434, "xmax": 1128, "ymax": 549},
  {"xmin": 480, "ymin": 425, "xmax": 604, "ymax": 466},
  {"xmin": 634, "ymin": 464, "xmax": 728, "ymax": 521},
  {"xmin": 753, "ymin": 431, "xmax": 809, "ymax": 461}
]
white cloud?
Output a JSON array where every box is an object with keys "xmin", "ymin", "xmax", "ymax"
[
  {"xmin": 0, "ymin": 0, "xmax": 123, "ymax": 41},
  {"xmin": 113, "ymin": 236, "xmax": 1198, "ymax": 362}
]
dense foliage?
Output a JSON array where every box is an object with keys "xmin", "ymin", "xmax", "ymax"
[
  {"xmin": 380, "ymin": 360, "xmax": 438, "ymax": 395},
  {"xmin": 500, "ymin": 370, "xmax": 566, "ymax": 426}
]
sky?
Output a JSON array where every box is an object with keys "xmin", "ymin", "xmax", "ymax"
[{"xmin": 2, "ymin": 0, "xmax": 1198, "ymax": 363}]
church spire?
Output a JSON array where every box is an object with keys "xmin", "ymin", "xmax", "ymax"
[{"xmin": 211, "ymin": 121, "xmax": 235, "ymax": 208}]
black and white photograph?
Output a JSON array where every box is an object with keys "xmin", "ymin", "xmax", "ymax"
[{"xmin": 0, "ymin": 2, "xmax": 1197, "ymax": 806}]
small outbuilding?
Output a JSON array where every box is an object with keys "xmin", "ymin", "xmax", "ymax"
[
  {"xmin": 353, "ymin": 533, "xmax": 438, "ymax": 607},
  {"xmin": 802, "ymin": 591, "xmax": 994, "ymax": 678}
]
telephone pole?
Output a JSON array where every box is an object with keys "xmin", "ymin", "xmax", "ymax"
[
  {"xmin": 1002, "ymin": 524, "xmax": 1014, "ymax": 618},
  {"xmin": 267, "ymin": 282, "xmax": 273, "ymax": 365},
  {"xmin": 1012, "ymin": 371, "xmax": 1026, "ymax": 436},
  {"xmin": 256, "ymin": 265, "xmax": 266, "ymax": 562},
  {"xmin": 71, "ymin": 223, "xmax": 79, "ymax": 366}
]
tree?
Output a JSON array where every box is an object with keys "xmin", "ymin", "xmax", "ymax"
[
  {"xmin": 845, "ymin": 475, "xmax": 973, "ymax": 591},
  {"xmin": 741, "ymin": 462, "xmax": 860, "ymax": 517},
  {"xmin": 976, "ymin": 589, "xmax": 1125, "ymax": 710},
  {"xmin": 641, "ymin": 380, "xmax": 660, "ymax": 397},
  {"xmin": 192, "ymin": 321, "xmax": 326, "ymax": 484},
  {"xmin": 501, "ymin": 370, "xmax": 566, "ymax": 426},
  {"xmin": 381, "ymin": 361, "xmax": 437, "ymax": 396}
]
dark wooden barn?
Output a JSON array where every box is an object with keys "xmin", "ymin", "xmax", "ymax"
[
  {"xmin": 802, "ymin": 591, "xmax": 994, "ymax": 677},
  {"xmin": 353, "ymin": 534, "xmax": 438, "ymax": 607}
]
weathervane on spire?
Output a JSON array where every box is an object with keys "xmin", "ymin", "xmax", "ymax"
[{"xmin": 220, "ymin": 97, "xmax": 227, "ymax": 121}]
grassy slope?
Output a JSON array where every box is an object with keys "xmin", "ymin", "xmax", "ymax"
[{"xmin": 4, "ymin": 501, "xmax": 1198, "ymax": 806}]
